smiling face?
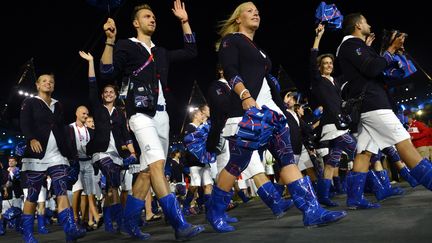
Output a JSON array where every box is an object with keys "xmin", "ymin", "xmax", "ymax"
[
  {"xmin": 102, "ymin": 85, "xmax": 117, "ymax": 104},
  {"xmin": 319, "ymin": 56, "xmax": 334, "ymax": 76},
  {"xmin": 36, "ymin": 74, "xmax": 55, "ymax": 94},
  {"xmin": 237, "ymin": 2, "xmax": 260, "ymax": 32},
  {"xmin": 75, "ymin": 106, "xmax": 89, "ymax": 124}
]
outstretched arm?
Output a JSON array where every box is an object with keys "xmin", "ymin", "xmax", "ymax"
[
  {"xmin": 172, "ymin": 0, "xmax": 192, "ymax": 34},
  {"xmin": 79, "ymin": 51, "xmax": 100, "ymax": 107},
  {"xmin": 101, "ymin": 18, "xmax": 117, "ymax": 66},
  {"xmin": 312, "ymin": 23, "xmax": 325, "ymax": 49},
  {"xmin": 79, "ymin": 51, "xmax": 95, "ymax": 78}
]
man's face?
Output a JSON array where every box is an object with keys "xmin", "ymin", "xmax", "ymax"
[
  {"xmin": 76, "ymin": 107, "xmax": 89, "ymax": 124},
  {"xmin": 134, "ymin": 9, "xmax": 156, "ymax": 35},
  {"xmin": 8, "ymin": 158, "xmax": 17, "ymax": 167}
]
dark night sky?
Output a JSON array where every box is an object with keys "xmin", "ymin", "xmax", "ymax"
[{"xmin": 1, "ymin": 0, "xmax": 431, "ymax": 137}]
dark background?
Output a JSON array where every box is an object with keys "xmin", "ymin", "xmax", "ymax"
[{"xmin": 1, "ymin": 0, "xmax": 431, "ymax": 138}]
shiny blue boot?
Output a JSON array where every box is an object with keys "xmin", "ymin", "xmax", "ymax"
[
  {"xmin": 182, "ymin": 192, "xmax": 194, "ymax": 216},
  {"xmin": 346, "ymin": 172, "xmax": 380, "ymax": 209},
  {"xmin": 58, "ymin": 208, "xmax": 86, "ymax": 242},
  {"xmin": 0, "ymin": 218, "xmax": 5, "ymax": 236},
  {"xmin": 205, "ymin": 193, "xmax": 237, "ymax": 223},
  {"xmin": 160, "ymin": 193, "xmax": 205, "ymax": 240},
  {"xmin": 110, "ymin": 203, "xmax": 123, "ymax": 232},
  {"xmin": 121, "ymin": 195, "xmax": 151, "ymax": 240},
  {"xmin": 399, "ymin": 166, "xmax": 419, "ymax": 187},
  {"xmin": 410, "ymin": 158, "xmax": 432, "ymax": 190},
  {"xmin": 237, "ymin": 189, "xmax": 250, "ymax": 203},
  {"xmin": 20, "ymin": 214, "xmax": 38, "ymax": 243},
  {"xmin": 317, "ymin": 178, "xmax": 339, "ymax": 207},
  {"xmin": 273, "ymin": 183, "xmax": 286, "ymax": 197},
  {"xmin": 333, "ymin": 176, "xmax": 346, "ymax": 194},
  {"xmin": 288, "ymin": 176, "xmax": 347, "ymax": 227},
  {"xmin": 257, "ymin": 181, "xmax": 294, "ymax": 218},
  {"xmin": 103, "ymin": 206, "xmax": 116, "ymax": 233},
  {"xmin": 37, "ymin": 214, "xmax": 49, "ymax": 234},
  {"xmin": 376, "ymin": 170, "xmax": 405, "ymax": 197},
  {"xmin": 206, "ymin": 186, "xmax": 235, "ymax": 233},
  {"xmin": 367, "ymin": 170, "xmax": 391, "ymax": 201}
]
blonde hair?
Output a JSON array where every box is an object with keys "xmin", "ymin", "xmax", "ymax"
[
  {"xmin": 215, "ymin": 2, "xmax": 254, "ymax": 51},
  {"xmin": 36, "ymin": 73, "xmax": 55, "ymax": 83},
  {"xmin": 131, "ymin": 4, "xmax": 153, "ymax": 22}
]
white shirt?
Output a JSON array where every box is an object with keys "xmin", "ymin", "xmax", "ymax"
[{"xmin": 71, "ymin": 122, "xmax": 90, "ymax": 160}]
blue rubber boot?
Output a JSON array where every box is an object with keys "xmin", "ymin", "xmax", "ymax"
[
  {"xmin": 159, "ymin": 193, "xmax": 205, "ymax": 240},
  {"xmin": 205, "ymin": 186, "xmax": 235, "ymax": 233},
  {"xmin": 110, "ymin": 203, "xmax": 123, "ymax": 232},
  {"xmin": 257, "ymin": 181, "xmax": 294, "ymax": 218},
  {"xmin": 237, "ymin": 189, "xmax": 250, "ymax": 203},
  {"xmin": 333, "ymin": 176, "xmax": 346, "ymax": 194},
  {"xmin": 273, "ymin": 183, "xmax": 286, "ymax": 197},
  {"xmin": 58, "ymin": 208, "xmax": 86, "ymax": 243},
  {"xmin": 367, "ymin": 170, "xmax": 391, "ymax": 201},
  {"xmin": 37, "ymin": 214, "xmax": 49, "ymax": 234},
  {"xmin": 0, "ymin": 218, "xmax": 4, "ymax": 236},
  {"xmin": 346, "ymin": 172, "xmax": 380, "ymax": 209},
  {"xmin": 410, "ymin": 158, "xmax": 432, "ymax": 190},
  {"xmin": 317, "ymin": 178, "xmax": 339, "ymax": 207},
  {"xmin": 20, "ymin": 214, "xmax": 38, "ymax": 243},
  {"xmin": 103, "ymin": 206, "xmax": 115, "ymax": 233},
  {"xmin": 399, "ymin": 166, "xmax": 419, "ymax": 187},
  {"xmin": 376, "ymin": 170, "xmax": 405, "ymax": 197},
  {"xmin": 182, "ymin": 192, "xmax": 194, "ymax": 216},
  {"xmin": 287, "ymin": 176, "xmax": 347, "ymax": 227},
  {"xmin": 121, "ymin": 195, "xmax": 151, "ymax": 240},
  {"xmin": 204, "ymin": 193, "xmax": 237, "ymax": 223}
]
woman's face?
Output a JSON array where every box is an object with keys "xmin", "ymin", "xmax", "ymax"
[
  {"xmin": 320, "ymin": 57, "xmax": 334, "ymax": 76},
  {"xmin": 237, "ymin": 2, "xmax": 260, "ymax": 32}
]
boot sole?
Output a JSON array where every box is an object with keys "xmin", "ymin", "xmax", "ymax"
[
  {"xmin": 175, "ymin": 225, "xmax": 205, "ymax": 241},
  {"xmin": 304, "ymin": 214, "xmax": 347, "ymax": 228}
]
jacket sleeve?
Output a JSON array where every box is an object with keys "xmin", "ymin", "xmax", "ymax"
[
  {"xmin": 88, "ymin": 77, "xmax": 100, "ymax": 111},
  {"xmin": 100, "ymin": 40, "xmax": 129, "ymax": 82},
  {"xmin": 218, "ymin": 35, "xmax": 245, "ymax": 89},
  {"xmin": 310, "ymin": 49, "xmax": 322, "ymax": 85},
  {"xmin": 343, "ymin": 40, "xmax": 388, "ymax": 78},
  {"xmin": 167, "ymin": 34, "xmax": 198, "ymax": 63}
]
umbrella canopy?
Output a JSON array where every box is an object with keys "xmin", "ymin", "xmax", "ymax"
[{"xmin": 315, "ymin": 1, "xmax": 343, "ymax": 30}]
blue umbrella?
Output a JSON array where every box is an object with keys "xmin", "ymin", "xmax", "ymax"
[
  {"xmin": 87, "ymin": 0, "xmax": 123, "ymax": 15},
  {"xmin": 315, "ymin": 1, "xmax": 343, "ymax": 30}
]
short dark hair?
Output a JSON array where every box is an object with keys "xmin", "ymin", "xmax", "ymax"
[
  {"xmin": 342, "ymin": 13, "xmax": 363, "ymax": 36},
  {"xmin": 316, "ymin": 53, "xmax": 335, "ymax": 67},
  {"xmin": 131, "ymin": 4, "xmax": 153, "ymax": 22},
  {"xmin": 103, "ymin": 84, "xmax": 119, "ymax": 95}
]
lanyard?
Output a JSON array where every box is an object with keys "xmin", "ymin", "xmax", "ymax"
[
  {"xmin": 132, "ymin": 54, "xmax": 154, "ymax": 76},
  {"xmin": 75, "ymin": 123, "xmax": 88, "ymax": 142}
]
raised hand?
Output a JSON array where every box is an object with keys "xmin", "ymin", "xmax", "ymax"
[
  {"xmin": 103, "ymin": 18, "xmax": 117, "ymax": 40},
  {"xmin": 365, "ymin": 33, "xmax": 375, "ymax": 46},
  {"xmin": 315, "ymin": 23, "xmax": 325, "ymax": 38},
  {"xmin": 79, "ymin": 51, "xmax": 93, "ymax": 62},
  {"xmin": 30, "ymin": 139, "xmax": 43, "ymax": 153},
  {"xmin": 172, "ymin": 0, "xmax": 188, "ymax": 23}
]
